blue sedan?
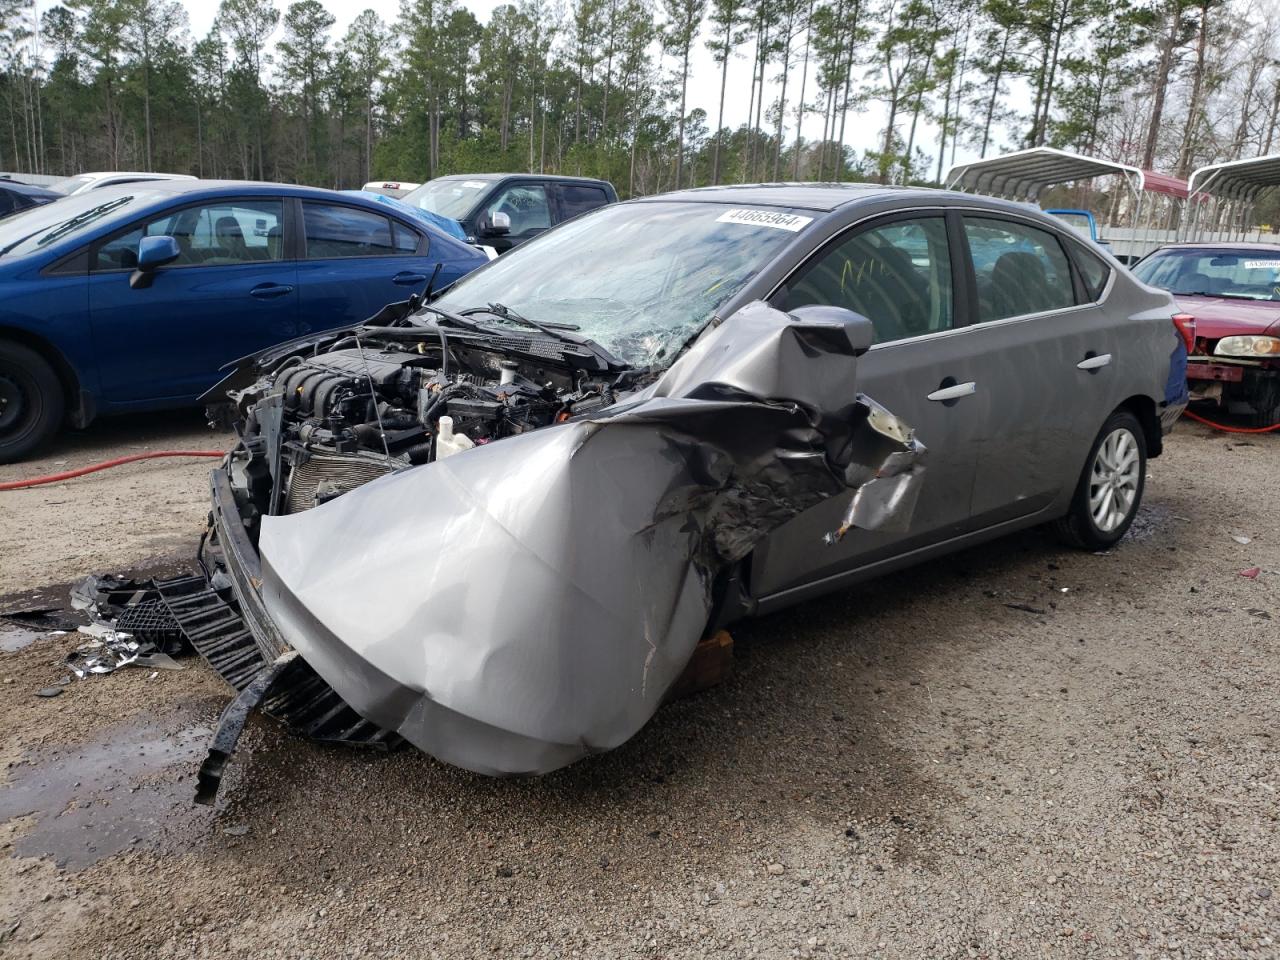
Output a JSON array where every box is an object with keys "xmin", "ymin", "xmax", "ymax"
[{"xmin": 0, "ymin": 180, "xmax": 488, "ymax": 461}]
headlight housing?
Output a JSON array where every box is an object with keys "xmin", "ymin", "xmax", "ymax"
[{"xmin": 1213, "ymin": 335, "xmax": 1280, "ymax": 358}]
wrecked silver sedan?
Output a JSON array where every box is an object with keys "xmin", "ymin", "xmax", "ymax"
[{"xmin": 193, "ymin": 184, "xmax": 1188, "ymax": 785}]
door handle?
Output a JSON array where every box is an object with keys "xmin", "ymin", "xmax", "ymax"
[
  {"xmin": 927, "ymin": 380, "xmax": 977, "ymax": 402},
  {"xmin": 1077, "ymin": 352, "xmax": 1112, "ymax": 371},
  {"xmin": 392, "ymin": 272, "xmax": 429, "ymax": 286},
  {"xmin": 249, "ymin": 283, "xmax": 294, "ymax": 299}
]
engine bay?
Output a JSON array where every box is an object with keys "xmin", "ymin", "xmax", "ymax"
[{"xmin": 224, "ymin": 323, "xmax": 640, "ymax": 539}]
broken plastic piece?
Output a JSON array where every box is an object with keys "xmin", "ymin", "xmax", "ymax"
[
  {"xmin": 1239, "ymin": 566, "xmax": 1262, "ymax": 579},
  {"xmin": 195, "ymin": 651, "xmax": 298, "ymax": 805}
]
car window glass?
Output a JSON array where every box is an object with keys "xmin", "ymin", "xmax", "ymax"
[
  {"xmin": 1134, "ymin": 250, "xmax": 1280, "ymax": 301},
  {"xmin": 1074, "ymin": 246, "xmax": 1111, "ymax": 300},
  {"xmin": 781, "ymin": 216, "xmax": 953, "ymax": 344},
  {"xmin": 557, "ymin": 184, "xmax": 609, "ymax": 220},
  {"xmin": 93, "ymin": 200, "xmax": 284, "ymax": 270},
  {"xmin": 304, "ymin": 202, "xmax": 398, "ymax": 258},
  {"xmin": 391, "ymin": 221, "xmax": 420, "ymax": 253},
  {"xmin": 488, "ymin": 185, "xmax": 551, "ymax": 234},
  {"xmin": 964, "ymin": 217, "xmax": 1075, "ymax": 321},
  {"xmin": 0, "ymin": 192, "xmax": 13, "ymax": 217}
]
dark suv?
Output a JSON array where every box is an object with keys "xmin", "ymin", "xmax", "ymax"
[{"xmin": 400, "ymin": 174, "xmax": 617, "ymax": 253}]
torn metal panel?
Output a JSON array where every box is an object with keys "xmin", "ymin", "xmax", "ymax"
[{"xmin": 257, "ymin": 302, "xmax": 925, "ymax": 776}]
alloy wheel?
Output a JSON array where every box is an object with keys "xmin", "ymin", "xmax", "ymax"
[{"xmin": 1088, "ymin": 427, "xmax": 1141, "ymax": 533}]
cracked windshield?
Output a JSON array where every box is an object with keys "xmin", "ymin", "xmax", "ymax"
[{"xmin": 431, "ymin": 201, "xmax": 812, "ymax": 368}]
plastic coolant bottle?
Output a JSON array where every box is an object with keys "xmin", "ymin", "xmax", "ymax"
[{"xmin": 435, "ymin": 415, "xmax": 475, "ymax": 460}]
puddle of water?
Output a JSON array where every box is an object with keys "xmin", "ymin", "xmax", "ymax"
[
  {"xmin": 0, "ymin": 718, "xmax": 215, "ymax": 869},
  {"xmin": 0, "ymin": 625, "xmax": 53, "ymax": 653}
]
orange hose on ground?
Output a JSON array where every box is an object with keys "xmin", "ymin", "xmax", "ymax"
[
  {"xmin": 0, "ymin": 450, "xmax": 225, "ymax": 491},
  {"xmin": 1182, "ymin": 409, "xmax": 1280, "ymax": 434}
]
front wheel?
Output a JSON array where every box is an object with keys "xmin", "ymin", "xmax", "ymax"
[
  {"xmin": 0, "ymin": 340, "xmax": 64, "ymax": 464},
  {"xmin": 1054, "ymin": 410, "xmax": 1146, "ymax": 551}
]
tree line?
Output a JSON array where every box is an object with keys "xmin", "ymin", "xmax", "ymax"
[{"xmin": 1, "ymin": 0, "xmax": 1279, "ymax": 198}]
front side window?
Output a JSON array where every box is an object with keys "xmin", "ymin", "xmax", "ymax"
[
  {"xmin": 303, "ymin": 202, "xmax": 401, "ymax": 259},
  {"xmin": 94, "ymin": 200, "xmax": 284, "ymax": 270},
  {"xmin": 781, "ymin": 216, "xmax": 954, "ymax": 344},
  {"xmin": 965, "ymin": 217, "xmax": 1075, "ymax": 321},
  {"xmin": 488, "ymin": 184, "xmax": 551, "ymax": 234}
]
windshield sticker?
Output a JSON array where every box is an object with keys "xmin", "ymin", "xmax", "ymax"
[
  {"xmin": 716, "ymin": 208, "xmax": 814, "ymax": 232},
  {"xmin": 1242, "ymin": 260, "xmax": 1280, "ymax": 270},
  {"xmin": 462, "ymin": 180, "xmax": 487, "ymax": 189}
]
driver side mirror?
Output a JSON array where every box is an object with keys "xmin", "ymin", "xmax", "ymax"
[
  {"xmin": 130, "ymin": 235, "xmax": 181, "ymax": 289},
  {"xmin": 482, "ymin": 210, "xmax": 511, "ymax": 237},
  {"xmin": 786, "ymin": 304, "xmax": 875, "ymax": 356}
]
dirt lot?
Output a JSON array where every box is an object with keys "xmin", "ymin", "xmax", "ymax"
[{"xmin": 1, "ymin": 413, "xmax": 1277, "ymax": 959}]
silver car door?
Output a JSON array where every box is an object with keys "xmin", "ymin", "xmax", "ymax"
[
  {"xmin": 748, "ymin": 211, "xmax": 984, "ymax": 599},
  {"xmin": 957, "ymin": 213, "xmax": 1125, "ymax": 525}
]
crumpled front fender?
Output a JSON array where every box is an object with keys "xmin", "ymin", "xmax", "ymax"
[{"xmin": 259, "ymin": 301, "xmax": 927, "ymax": 775}]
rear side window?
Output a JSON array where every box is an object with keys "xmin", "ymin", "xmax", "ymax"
[
  {"xmin": 557, "ymin": 184, "xmax": 609, "ymax": 220},
  {"xmin": 1073, "ymin": 246, "xmax": 1111, "ymax": 300},
  {"xmin": 303, "ymin": 203, "xmax": 404, "ymax": 258},
  {"xmin": 781, "ymin": 216, "xmax": 953, "ymax": 345},
  {"xmin": 964, "ymin": 217, "xmax": 1075, "ymax": 321}
]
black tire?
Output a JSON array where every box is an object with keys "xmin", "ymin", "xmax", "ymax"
[
  {"xmin": 1054, "ymin": 410, "xmax": 1147, "ymax": 551},
  {"xmin": 0, "ymin": 340, "xmax": 64, "ymax": 464},
  {"xmin": 1241, "ymin": 371, "xmax": 1280, "ymax": 429}
]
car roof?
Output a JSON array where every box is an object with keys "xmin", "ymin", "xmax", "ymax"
[
  {"xmin": 0, "ymin": 180, "xmax": 58, "ymax": 197},
  {"xmin": 75, "ymin": 171, "xmax": 196, "ymax": 180},
  {"xmin": 1152, "ymin": 241, "xmax": 1280, "ymax": 252},
  {"xmin": 89, "ymin": 179, "xmax": 420, "ymax": 201},
  {"xmin": 635, "ymin": 182, "xmax": 937, "ymax": 212},
  {"xmin": 430, "ymin": 172, "xmax": 612, "ymax": 186}
]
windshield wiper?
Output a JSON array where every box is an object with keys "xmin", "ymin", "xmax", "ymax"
[
  {"xmin": 24, "ymin": 196, "xmax": 133, "ymax": 251},
  {"xmin": 419, "ymin": 303, "xmax": 493, "ymax": 334},
  {"xmin": 463, "ymin": 302, "xmax": 582, "ymax": 335}
]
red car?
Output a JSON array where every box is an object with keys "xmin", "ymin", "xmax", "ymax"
[{"xmin": 1132, "ymin": 243, "xmax": 1280, "ymax": 426}]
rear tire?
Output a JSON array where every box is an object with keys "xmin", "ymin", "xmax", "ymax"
[
  {"xmin": 1054, "ymin": 410, "xmax": 1146, "ymax": 551},
  {"xmin": 0, "ymin": 340, "xmax": 64, "ymax": 464}
]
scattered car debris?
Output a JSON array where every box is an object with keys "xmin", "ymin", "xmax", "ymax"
[
  {"xmin": 1232, "ymin": 534, "xmax": 1252, "ymax": 545},
  {"xmin": 64, "ymin": 575, "xmax": 194, "ymax": 677},
  {"xmin": 35, "ymin": 686, "xmax": 64, "ymax": 698},
  {"xmin": 1239, "ymin": 566, "xmax": 1262, "ymax": 579}
]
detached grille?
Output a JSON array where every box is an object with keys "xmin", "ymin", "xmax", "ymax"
[{"xmin": 285, "ymin": 451, "xmax": 400, "ymax": 514}]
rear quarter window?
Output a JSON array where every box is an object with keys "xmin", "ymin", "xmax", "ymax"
[{"xmin": 1072, "ymin": 246, "xmax": 1111, "ymax": 300}]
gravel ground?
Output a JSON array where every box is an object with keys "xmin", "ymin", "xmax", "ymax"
[{"xmin": 0, "ymin": 413, "xmax": 1276, "ymax": 959}]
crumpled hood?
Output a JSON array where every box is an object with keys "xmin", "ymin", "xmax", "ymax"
[
  {"xmin": 1173, "ymin": 295, "xmax": 1280, "ymax": 340},
  {"xmin": 258, "ymin": 302, "xmax": 927, "ymax": 775}
]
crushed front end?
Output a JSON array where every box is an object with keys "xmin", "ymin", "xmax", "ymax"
[{"xmin": 196, "ymin": 300, "xmax": 927, "ymax": 781}]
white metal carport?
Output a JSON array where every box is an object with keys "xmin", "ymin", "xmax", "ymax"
[
  {"xmin": 944, "ymin": 146, "xmax": 1146, "ymax": 203},
  {"xmin": 1184, "ymin": 154, "xmax": 1280, "ymax": 240},
  {"xmin": 943, "ymin": 147, "xmax": 1195, "ymax": 260}
]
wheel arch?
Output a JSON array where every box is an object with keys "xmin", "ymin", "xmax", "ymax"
[
  {"xmin": 1115, "ymin": 394, "xmax": 1162, "ymax": 458},
  {"xmin": 0, "ymin": 325, "xmax": 92, "ymax": 428}
]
